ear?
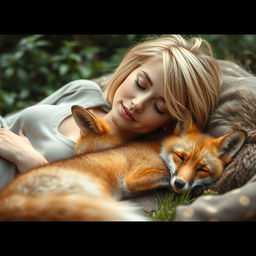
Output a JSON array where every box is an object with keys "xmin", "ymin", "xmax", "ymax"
[
  {"xmin": 71, "ymin": 105, "xmax": 108, "ymax": 135},
  {"xmin": 217, "ymin": 130, "xmax": 247, "ymax": 159},
  {"xmin": 173, "ymin": 112, "xmax": 198, "ymax": 136}
]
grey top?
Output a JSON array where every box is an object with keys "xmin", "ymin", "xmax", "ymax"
[{"xmin": 0, "ymin": 79, "xmax": 110, "ymax": 189}]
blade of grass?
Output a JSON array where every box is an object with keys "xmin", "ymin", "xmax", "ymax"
[{"xmin": 151, "ymin": 189, "xmax": 219, "ymax": 221}]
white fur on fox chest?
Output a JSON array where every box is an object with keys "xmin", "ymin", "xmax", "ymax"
[{"xmin": 13, "ymin": 167, "xmax": 105, "ymax": 197}]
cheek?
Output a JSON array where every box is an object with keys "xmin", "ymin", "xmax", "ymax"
[
  {"xmin": 142, "ymin": 110, "xmax": 170, "ymax": 128},
  {"xmin": 136, "ymin": 115, "xmax": 169, "ymax": 134},
  {"xmin": 115, "ymin": 78, "xmax": 135, "ymax": 100}
]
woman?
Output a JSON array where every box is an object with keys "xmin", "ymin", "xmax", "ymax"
[{"xmin": 0, "ymin": 34, "xmax": 221, "ymax": 190}]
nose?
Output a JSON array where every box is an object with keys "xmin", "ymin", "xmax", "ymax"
[
  {"xmin": 131, "ymin": 95, "xmax": 148, "ymax": 112},
  {"xmin": 174, "ymin": 179, "xmax": 186, "ymax": 189}
]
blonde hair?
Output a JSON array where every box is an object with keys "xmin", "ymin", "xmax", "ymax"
[{"xmin": 104, "ymin": 35, "xmax": 222, "ymax": 129}]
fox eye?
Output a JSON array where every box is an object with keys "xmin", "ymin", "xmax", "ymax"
[
  {"xmin": 196, "ymin": 168, "xmax": 210, "ymax": 173},
  {"xmin": 175, "ymin": 153, "xmax": 185, "ymax": 163}
]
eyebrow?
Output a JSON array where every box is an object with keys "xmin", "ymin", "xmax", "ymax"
[{"xmin": 141, "ymin": 70, "xmax": 153, "ymax": 87}]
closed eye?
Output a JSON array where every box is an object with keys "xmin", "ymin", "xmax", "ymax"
[
  {"xmin": 196, "ymin": 168, "xmax": 210, "ymax": 173},
  {"xmin": 135, "ymin": 78, "xmax": 146, "ymax": 90},
  {"xmin": 174, "ymin": 152, "xmax": 185, "ymax": 163},
  {"xmin": 153, "ymin": 101, "xmax": 164, "ymax": 115},
  {"xmin": 135, "ymin": 76, "xmax": 166, "ymax": 115}
]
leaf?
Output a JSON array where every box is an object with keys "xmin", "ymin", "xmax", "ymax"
[
  {"xmin": 17, "ymin": 68, "xmax": 29, "ymax": 81},
  {"xmin": 68, "ymin": 53, "xmax": 82, "ymax": 62},
  {"xmin": 59, "ymin": 64, "xmax": 69, "ymax": 75},
  {"xmin": 4, "ymin": 67, "xmax": 14, "ymax": 78},
  {"xmin": 19, "ymin": 88, "xmax": 30, "ymax": 99},
  {"xmin": 34, "ymin": 40, "xmax": 51, "ymax": 48},
  {"xmin": 14, "ymin": 51, "xmax": 24, "ymax": 60},
  {"xmin": 78, "ymin": 66, "xmax": 91, "ymax": 78}
]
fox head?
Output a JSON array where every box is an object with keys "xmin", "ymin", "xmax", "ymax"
[
  {"xmin": 71, "ymin": 105, "xmax": 125, "ymax": 154},
  {"xmin": 160, "ymin": 115, "xmax": 247, "ymax": 193}
]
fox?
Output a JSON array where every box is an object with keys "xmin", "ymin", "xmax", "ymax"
[{"xmin": 0, "ymin": 105, "xmax": 246, "ymax": 221}]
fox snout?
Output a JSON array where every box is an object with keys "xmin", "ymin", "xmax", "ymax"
[
  {"xmin": 170, "ymin": 175, "xmax": 213, "ymax": 194},
  {"xmin": 170, "ymin": 176, "xmax": 192, "ymax": 193},
  {"xmin": 172, "ymin": 177, "xmax": 186, "ymax": 190}
]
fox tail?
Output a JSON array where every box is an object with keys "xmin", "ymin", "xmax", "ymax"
[{"xmin": 0, "ymin": 194, "xmax": 149, "ymax": 221}]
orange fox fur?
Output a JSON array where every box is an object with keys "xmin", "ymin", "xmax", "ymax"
[{"xmin": 0, "ymin": 106, "xmax": 246, "ymax": 221}]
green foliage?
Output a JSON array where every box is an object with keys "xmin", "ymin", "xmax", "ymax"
[
  {"xmin": 151, "ymin": 189, "xmax": 219, "ymax": 221},
  {"xmin": 151, "ymin": 191, "xmax": 193, "ymax": 221},
  {"xmin": 0, "ymin": 35, "xmax": 97, "ymax": 115}
]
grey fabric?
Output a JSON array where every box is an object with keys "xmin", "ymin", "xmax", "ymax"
[{"xmin": 174, "ymin": 173, "xmax": 256, "ymax": 221}]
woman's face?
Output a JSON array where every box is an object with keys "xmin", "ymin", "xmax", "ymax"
[{"xmin": 110, "ymin": 59, "xmax": 173, "ymax": 136}]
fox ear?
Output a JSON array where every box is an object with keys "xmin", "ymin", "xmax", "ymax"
[
  {"xmin": 71, "ymin": 105, "xmax": 108, "ymax": 135},
  {"xmin": 173, "ymin": 112, "xmax": 198, "ymax": 136},
  {"xmin": 217, "ymin": 130, "xmax": 247, "ymax": 159}
]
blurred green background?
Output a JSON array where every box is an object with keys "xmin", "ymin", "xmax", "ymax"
[{"xmin": 1, "ymin": 34, "xmax": 256, "ymax": 116}]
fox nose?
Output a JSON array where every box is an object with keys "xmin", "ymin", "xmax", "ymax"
[{"xmin": 174, "ymin": 179, "xmax": 186, "ymax": 189}]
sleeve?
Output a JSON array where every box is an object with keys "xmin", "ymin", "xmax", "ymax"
[
  {"xmin": 37, "ymin": 79, "xmax": 103, "ymax": 105},
  {"xmin": 174, "ymin": 175, "xmax": 256, "ymax": 221}
]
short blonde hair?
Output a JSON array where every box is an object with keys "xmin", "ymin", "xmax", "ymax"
[{"xmin": 104, "ymin": 35, "xmax": 222, "ymax": 129}]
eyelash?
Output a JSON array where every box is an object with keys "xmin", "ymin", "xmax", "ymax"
[
  {"xmin": 135, "ymin": 78, "xmax": 164, "ymax": 115},
  {"xmin": 153, "ymin": 101, "xmax": 164, "ymax": 115},
  {"xmin": 135, "ymin": 78, "xmax": 145, "ymax": 90},
  {"xmin": 175, "ymin": 153, "xmax": 185, "ymax": 163}
]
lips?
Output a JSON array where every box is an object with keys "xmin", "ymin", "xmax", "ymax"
[{"xmin": 121, "ymin": 103, "xmax": 137, "ymax": 122}]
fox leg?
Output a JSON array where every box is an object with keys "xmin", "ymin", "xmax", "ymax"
[{"xmin": 125, "ymin": 168, "xmax": 170, "ymax": 195}]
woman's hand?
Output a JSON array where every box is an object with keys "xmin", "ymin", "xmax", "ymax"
[{"xmin": 0, "ymin": 128, "xmax": 48, "ymax": 173}]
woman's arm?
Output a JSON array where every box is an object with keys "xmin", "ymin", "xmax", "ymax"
[{"xmin": 0, "ymin": 128, "xmax": 48, "ymax": 173}]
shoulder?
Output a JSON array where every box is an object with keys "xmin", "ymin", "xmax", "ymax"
[{"xmin": 65, "ymin": 79, "xmax": 103, "ymax": 92}]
